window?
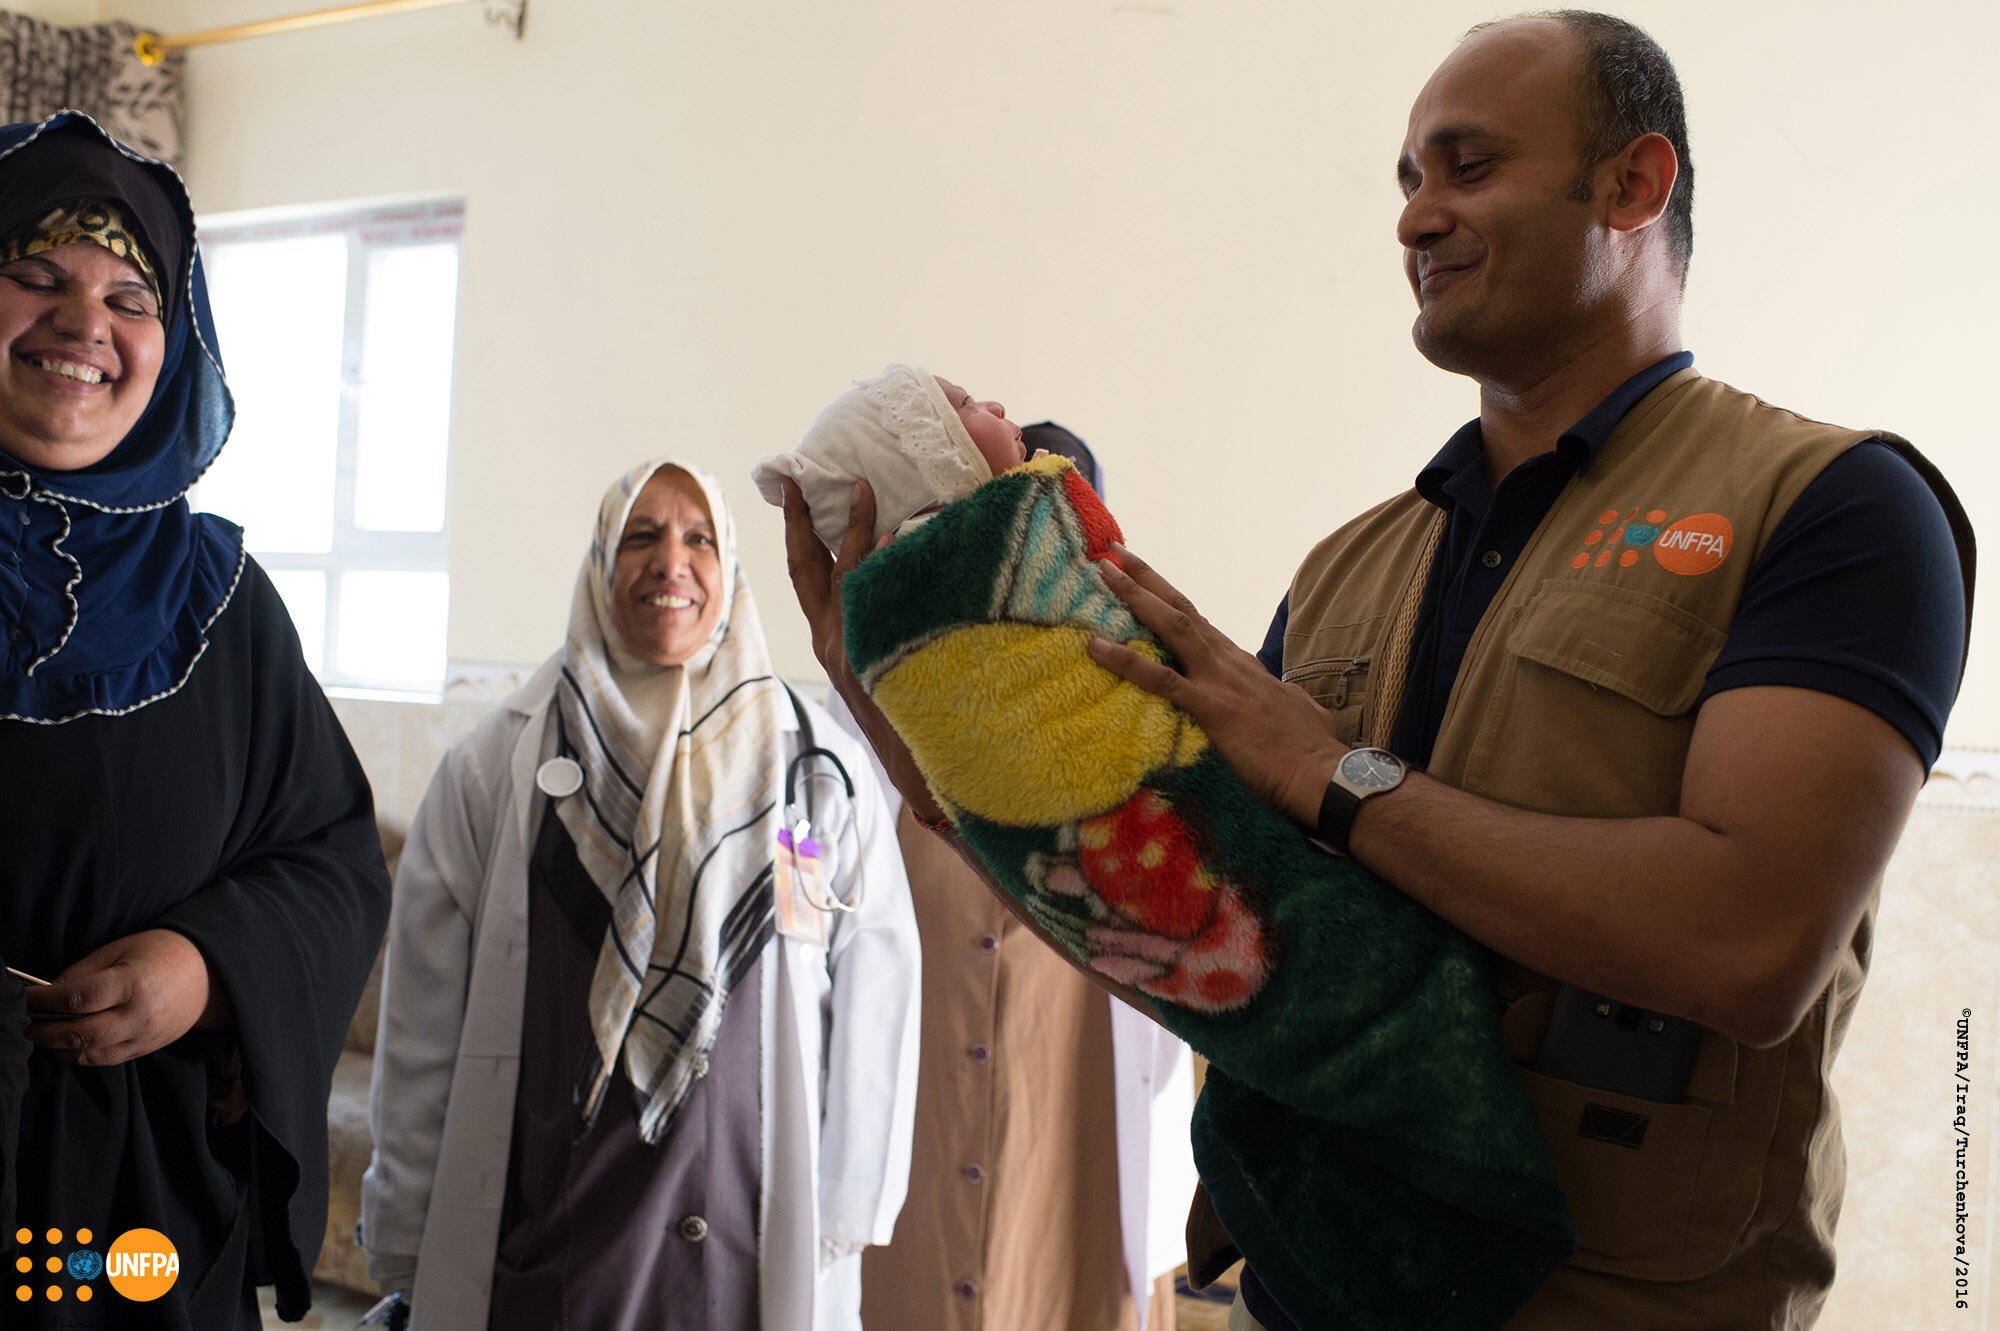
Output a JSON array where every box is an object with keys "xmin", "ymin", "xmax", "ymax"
[{"xmin": 194, "ymin": 198, "xmax": 463, "ymax": 695}]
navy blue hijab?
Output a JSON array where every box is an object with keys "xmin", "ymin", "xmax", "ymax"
[{"xmin": 0, "ymin": 111, "xmax": 241, "ymax": 723}]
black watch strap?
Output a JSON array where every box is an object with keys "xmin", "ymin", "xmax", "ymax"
[{"xmin": 1316, "ymin": 779, "xmax": 1364, "ymax": 856}]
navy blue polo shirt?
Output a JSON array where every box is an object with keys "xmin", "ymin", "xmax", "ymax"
[{"xmin": 1239, "ymin": 355, "xmax": 1966, "ymax": 1329}]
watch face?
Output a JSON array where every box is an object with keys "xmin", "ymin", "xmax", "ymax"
[{"xmin": 1339, "ymin": 747, "xmax": 1405, "ymax": 791}]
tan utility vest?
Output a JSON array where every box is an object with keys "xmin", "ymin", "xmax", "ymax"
[{"xmin": 1281, "ymin": 370, "xmax": 1925, "ymax": 1326}]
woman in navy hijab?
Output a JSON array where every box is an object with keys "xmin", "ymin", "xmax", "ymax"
[{"xmin": 0, "ymin": 111, "xmax": 388, "ymax": 1328}]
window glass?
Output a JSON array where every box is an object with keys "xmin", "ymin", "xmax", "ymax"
[
  {"xmin": 265, "ymin": 569, "xmax": 327, "ymax": 668},
  {"xmin": 191, "ymin": 199, "xmax": 462, "ymax": 695},
  {"xmin": 354, "ymin": 243, "xmax": 459, "ymax": 532},
  {"xmin": 198, "ymin": 234, "xmax": 346, "ymax": 554}
]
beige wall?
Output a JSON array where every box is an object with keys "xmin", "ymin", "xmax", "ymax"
[
  {"xmin": 105, "ymin": 0, "xmax": 1997, "ymax": 745},
  {"xmin": 1828, "ymin": 767, "xmax": 2000, "ymax": 1330},
  {"xmin": 10, "ymin": 0, "xmax": 106, "ymax": 21}
]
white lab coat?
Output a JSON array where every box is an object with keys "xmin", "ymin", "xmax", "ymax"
[
  {"xmin": 1110, "ymin": 1005, "xmax": 1201, "ymax": 1331},
  {"xmin": 361, "ymin": 660, "xmax": 921, "ymax": 1331}
]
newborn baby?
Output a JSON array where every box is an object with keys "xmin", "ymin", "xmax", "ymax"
[
  {"xmin": 761, "ymin": 365, "xmax": 1575, "ymax": 1329},
  {"xmin": 752, "ymin": 363, "xmax": 1027, "ymax": 548}
]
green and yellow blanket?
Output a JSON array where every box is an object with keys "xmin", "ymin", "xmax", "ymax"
[{"xmin": 843, "ymin": 455, "xmax": 1575, "ymax": 1329}]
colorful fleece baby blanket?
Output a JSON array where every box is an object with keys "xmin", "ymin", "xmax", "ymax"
[{"xmin": 842, "ymin": 454, "xmax": 1576, "ymax": 1329}]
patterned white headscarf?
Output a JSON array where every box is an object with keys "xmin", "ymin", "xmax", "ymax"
[{"xmin": 554, "ymin": 458, "xmax": 785, "ymax": 1142}]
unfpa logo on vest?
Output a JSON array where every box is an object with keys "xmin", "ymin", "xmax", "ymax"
[{"xmin": 1572, "ymin": 507, "xmax": 1733, "ymax": 577}]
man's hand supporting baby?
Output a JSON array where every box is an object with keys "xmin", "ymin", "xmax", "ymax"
[{"xmin": 1086, "ymin": 550, "xmax": 1350, "ymax": 830}]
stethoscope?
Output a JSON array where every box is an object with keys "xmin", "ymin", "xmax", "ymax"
[
  {"xmin": 533, "ymin": 680, "xmax": 861, "ymax": 913},
  {"xmin": 779, "ymin": 682, "xmax": 862, "ymax": 913}
]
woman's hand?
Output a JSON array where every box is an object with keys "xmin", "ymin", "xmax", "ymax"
[
  {"xmin": 1086, "ymin": 544, "xmax": 1348, "ymax": 826},
  {"xmin": 780, "ymin": 477, "xmax": 946, "ymax": 822},
  {"xmin": 23, "ymin": 929, "xmax": 230, "ymax": 1066}
]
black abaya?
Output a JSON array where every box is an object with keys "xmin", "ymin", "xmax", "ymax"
[
  {"xmin": 1, "ymin": 561, "xmax": 390, "ymax": 1328},
  {"xmin": 0, "ymin": 965, "xmax": 25, "ymax": 1240}
]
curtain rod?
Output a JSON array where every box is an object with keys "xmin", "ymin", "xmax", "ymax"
[{"xmin": 134, "ymin": 0, "xmax": 526, "ymax": 66}]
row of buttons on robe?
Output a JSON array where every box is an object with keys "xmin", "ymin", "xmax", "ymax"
[
  {"xmin": 970, "ymin": 933, "xmax": 997, "ymax": 1067},
  {"xmin": 952, "ymin": 928, "xmax": 1001, "ymax": 1302}
]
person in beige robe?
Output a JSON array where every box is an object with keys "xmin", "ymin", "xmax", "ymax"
[{"xmin": 827, "ymin": 687, "xmax": 1188, "ymax": 1331}]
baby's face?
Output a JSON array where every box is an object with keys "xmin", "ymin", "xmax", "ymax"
[{"xmin": 935, "ymin": 375, "xmax": 1026, "ymax": 475}]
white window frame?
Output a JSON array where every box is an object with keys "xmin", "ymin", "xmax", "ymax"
[{"xmin": 197, "ymin": 196, "xmax": 464, "ymax": 697}]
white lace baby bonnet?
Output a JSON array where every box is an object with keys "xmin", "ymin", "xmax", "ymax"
[{"xmin": 752, "ymin": 363, "xmax": 992, "ymax": 548}]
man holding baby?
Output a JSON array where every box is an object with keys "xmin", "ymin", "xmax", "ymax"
[{"xmin": 785, "ymin": 11, "xmax": 1972, "ymax": 1329}]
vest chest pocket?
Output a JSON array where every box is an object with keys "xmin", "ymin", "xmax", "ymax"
[
  {"xmin": 1285, "ymin": 625, "xmax": 1380, "ymax": 747},
  {"xmin": 1508, "ymin": 581, "xmax": 1726, "ymax": 717},
  {"xmin": 1476, "ymin": 583, "xmax": 1728, "ymax": 817}
]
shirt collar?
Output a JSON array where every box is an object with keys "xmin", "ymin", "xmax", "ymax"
[{"xmin": 1415, "ymin": 351, "xmax": 1694, "ymax": 509}]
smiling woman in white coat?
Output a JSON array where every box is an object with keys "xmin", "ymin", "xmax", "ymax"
[{"xmin": 358, "ymin": 459, "xmax": 921, "ymax": 1331}]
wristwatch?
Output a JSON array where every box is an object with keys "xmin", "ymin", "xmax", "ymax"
[{"xmin": 1316, "ymin": 746, "xmax": 1407, "ymax": 856}]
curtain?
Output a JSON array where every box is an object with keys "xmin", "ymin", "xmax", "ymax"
[{"xmin": 0, "ymin": 12, "xmax": 183, "ymax": 167}]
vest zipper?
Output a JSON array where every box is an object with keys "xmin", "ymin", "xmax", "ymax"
[{"xmin": 1331, "ymin": 655, "xmax": 1371, "ymax": 709}]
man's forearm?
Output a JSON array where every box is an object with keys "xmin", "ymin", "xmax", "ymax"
[
  {"xmin": 1346, "ymin": 772, "xmax": 1789, "ymax": 1041},
  {"xmin": 1258, "ymin": 732, "xmax": 1776, "ymax": 1032},
  {"xmin": 1333, "ymin": 688, "xmax": 1921, "ymax": 1049}
]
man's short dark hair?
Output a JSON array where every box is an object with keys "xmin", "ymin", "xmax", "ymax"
[{"xmin": 1477, "ymin": 11, "xmax": 1695, "ymax": 282}]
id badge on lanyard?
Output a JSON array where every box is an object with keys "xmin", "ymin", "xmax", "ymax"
[
  {"xmin": 773, "ymin": 820, "xmax": 830, "ymax": 949},
  {"xmin": 771, "ymin": 683, "xmax": 858, "ymax": 949}
]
